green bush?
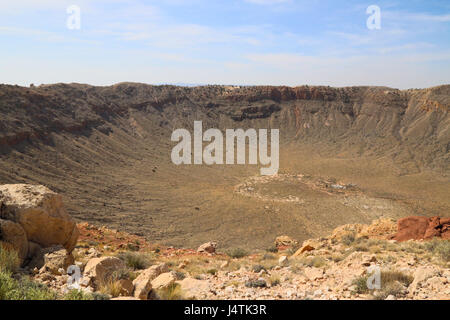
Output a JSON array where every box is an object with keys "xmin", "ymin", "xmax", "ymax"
[
  {"xmin": 373, "ymin": 282, "xmax": 405, "ymax": 300},
  {"xmin": 245, "ymin": 279, "xmax": 267, "ymax": 288},
  {"xmin": 425, "ymin": 239, "xmax": 450, "ymax": 262},
  {"xmin": 0, "ymin": 246, "xmax": 20, "ymax": 273},
  {"xmin": 261, "ymin": 253, "xmax": 276, "ymax": 260},
  {"xmin": 117, "ymin": 251, "xmax": 153, "ymax": 270},
  {"xmin": 226, "ymin": 248, "xmax": 248, "ymax": 259},
  {"xmin": 91, "ymin": 292, "xmax": 111, "ymax": 300},
  {"xmin": 341, "ymin": 233, "xmax": 356, "ymax": 246},
  {"xmin": 64, "ymin": 289, "xmax": 94, "ymax": 300},
  {"xmin": 351, "ymin": 270, "xmax": 413, "ymax": 297},
  {"xmin": 156, "ymin": 283, "xmax": 185, "ymax": 300},
  {"xmin": 266, "ymin": 246, "xmax": 278, "ymax": 253},
  {"xmin": 351, "ymin": 276, "xmax": 369, "ymax": 294},
  {"xmin": 207, "ymin": 269, "xmax": 218, "ymax": 276},
  {"xmin": 0, "ymin": 271, "xmax": 57, "ymax": 300},
  {"xmin": 301, "ymin": 256, "xmax": 327, "ymax": 268},
  {"xmin": 252, "ymin": 265, "xmax": 266, "ymax": 273},
  {"xmin": 381, "ymin": 271, "xmax": 413, "ymax": 287}
]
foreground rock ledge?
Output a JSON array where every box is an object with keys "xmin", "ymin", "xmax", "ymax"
[{"xmin": 0, "ymin": 184, "xmax": 79, "ymax": 254}]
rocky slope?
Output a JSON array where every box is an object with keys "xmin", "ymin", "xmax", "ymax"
[
  {"xmin": 1, "ymin": 184, "xmax": 449, "ymax": 300},
  {"xmin": 0, "ymin": 83, "xmax": 449, "ymax": 249},
  {"xmin": 0, "ymin": 83, "xmax": 448, "ymax": 170}
]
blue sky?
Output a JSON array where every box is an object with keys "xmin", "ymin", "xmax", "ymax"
[{"xmin": 0, "ymin": 0, "xmax": 449, "ymax": 88}]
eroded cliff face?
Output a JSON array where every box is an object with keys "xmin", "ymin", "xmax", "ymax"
[{"xmin": 0, "ymin": 83, "xmax": 448, "ymax": 171}]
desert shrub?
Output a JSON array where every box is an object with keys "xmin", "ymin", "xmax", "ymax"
[
  {"xmin": 0, "ymin": 271, "xmax": 57, "ymax": 300},
  {"xmin": 268, "ymin": 274, "xmax": 281, "ymax": 287},
  {"xmin": 99, "ymin": 280, "xmax": 122, "ymax": 298},
  {"xmin": 381, "ymin": 271, "xmax": 413, "ymax": 287},
  {"xmin": 156, "ymin": 283, "xmax": 185, "ymax": 300},
  {"xmin": 117, "ymin": 251, "xmax": 152, "ymax": 270},
  {"xmin": 380, "ymin": 255, "xmax": 397, "ymax": 264},
  {"xmin": 252, "ymin": 265, "xmax": 266, "ymax": 273},
  {"xmin": 398, "ymin": 241, "xmax": 425, "ymax": 254},
  {"xmin": 266, "ymin": 246, "xmax": 278, "ymax": 253},
  {"xmin": 331, "ymin": 253, "xmax": 345, "ymax": 263},
  {"xmin": 64, "ymin": 289, "xmax": 93, "ymax": 300},
  {"xmin": 351, "ymin": 276, "xmax": 369, "ymax": 294},
  {"xmin": 226, "ymin": 248, "xmax": 248, "ymax": 259},
  {"xmin": 354, "ymin": 243, "xmax": 370, "ymax": 252},
  {"xmin": 261, "ymin": 253, "xmax": 276, "ymax": 260},
  {"xmin": 369, "ymin": 246, "xmax": 382, "ymax": 254},
  {"xmin": 287, "ymin": 244, "xmax": 302, "ymax": 256},
  {"xmin": 91, "ymin": 292, "xmax": 111, "ymax": 300},
  {"xmin": 174, "ymin": 271, "xmax": 186, "ymax": 280},
  {"xmin": 0, "ymin": 246, "xmax": 20, "ymax": 273},
  {"xmin": 341, "ymin": 233, "xmax": 356, "ymax": 246},
  {"xmin": 373, "ymin": 282, "xmax": 405, "ymax": 300},
  {"xmin": 260, "ymin": 259, "xmax": 278, "ymax": 271},
  {"xmin": 425, "ymin": 239, "xmax": 450, "ymax": 261},
  {"xmin": 111, "ymin": 267, "xmax": 134, "ymax": 281},
  {"xmin": 351, "ymin": 270, "xmax": 413, "ymax": 297},
  {"xmin": 207, "ymin": 268, "xmax": 218, "ymax": 276},
  {"xmin": 0, "ymin": 271, "xmax": 18, "ymax": 299},
  {"xmin": 303, "ymin": 256, "xmax": 327, "ymax": 268},
  {"xmin": 125, "ymin": 243, "xmax": 140, "ymax": 252},
  {"xmin": 245, "ymin": 279, "xmax": 267, "ymax": 288}
]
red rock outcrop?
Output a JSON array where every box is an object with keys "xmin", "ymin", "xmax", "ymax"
[{"xmin": 392, "ymin": 216, "xmax": 450, "ymax": 241}]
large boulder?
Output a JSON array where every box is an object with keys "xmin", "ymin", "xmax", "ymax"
[
  {"xmin": 440, "ymin": 218, "xmax": 450, "ymax": 240},
  {"xmin": 29, "ymin": 245, "xmax": 75, "ymax": 274},
  {"xmin": 0, "ymin": 184, "xmax": 79, "ymax": 252},
  {"xmin": 83, "ymin": 256, "xmax": 126, "ymax": 288},
  {"xmin": 118, "ymin": 279, "xmax": 134, "ymax": 296},
  {"xmin": 132, "ymin": 263, "xmax": 168, "ymax": 300},
  {"xmin": 176, "ymin": 277, "xmax": 210, "ymax": 299},
  {"xmin": 409, "ymin": 266, "xmax": 441, "ymax": 294},
  {"xmin": 292, "ymin": 239, "xmax": 323, "ymax": 257},
  {"xmin": 151, "ymin": 272, "xmax": 176, "ymax": 290},
  {"xmin": 392, "ymin": 216, "xmax": 450, "ymax": 241},
  {"xmin": 0, "ymin": 218, "xmax": 28, "ymax": 263},
  {"xmin": 197, "ymin": 241, "xmax": 217, "ymax": 254}
]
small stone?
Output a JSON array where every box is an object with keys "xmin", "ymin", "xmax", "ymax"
[
  {"xmin": 225, "ymin": 286, "xmax": 234, "ymax": 294},
  {"xmin": 278, "ymin": 256, "xmax": 289, "ymax": 266},
  {"xmin": 197, "ymin": 242, "xmax": 217, "ymax": 254}
]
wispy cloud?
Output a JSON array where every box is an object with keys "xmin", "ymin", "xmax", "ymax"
[
  {"xmin": 244, "ymin": 0, "xmax": 292, "ymax": 5},
  {"xmin": 384, "ymin": 11, "xmax": 450, "ymax": 23}
]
